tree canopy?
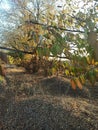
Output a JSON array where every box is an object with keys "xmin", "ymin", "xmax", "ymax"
[{"xmin": 0, "ymin": 0, "xmax": 98, "ymax": 88}]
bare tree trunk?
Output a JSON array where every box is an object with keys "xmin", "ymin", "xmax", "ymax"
[
  {"xmin": 0, "ymin": 52, "xmax": 8, "ymax": 64},
  {"xmin": 0, "ymin": 65, "xmax": 6, "ymax": 76},
  {"xmin": 87, "ymin": 32, "xmax": 98, "ymax": 61}
]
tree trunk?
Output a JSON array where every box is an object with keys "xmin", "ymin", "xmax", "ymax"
[
  {"xmin": 87, "ymin": 32, "xmax": 98, "ymax": 61},
  {"xmin": 0, "ymin": 52, "xmax": 9, "ymax": 64}
]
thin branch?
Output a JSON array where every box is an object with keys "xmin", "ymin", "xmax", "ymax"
[
  {"xmin": 0, "ymin": 46, "xmax": 70, "ymax": 60},
  {"xmin": 25, "ymin": 21, "xmax": 85, "ymax": 33},
  {"xmin": 0, "ymin": 46, "xmax": 35, "ymax": 54}
]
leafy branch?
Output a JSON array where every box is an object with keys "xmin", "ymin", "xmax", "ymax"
[
  {"xmin": 25, "ymin": 20, "xmax": 85, "ymax": 33},
  {"xmin": 0, "ymin": 46, "xmax": 70, "ymax": 60}
]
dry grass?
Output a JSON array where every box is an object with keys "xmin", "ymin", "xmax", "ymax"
[{"xmin": 0, "ymin": 67, "xmax": 98, "ymax": 130}]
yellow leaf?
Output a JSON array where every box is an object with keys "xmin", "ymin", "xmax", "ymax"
[
  {"xmin": 70, "ymin": 79, "xmax": 76, "ymax": 90},
  {"xmin": 86, "ymin": 57, "xmax": 91, "ymax": 64},
  {"xmin": 95, "ymin": 62, "xmax": 98, "ymax": 66},
  {"xmin": 92, "ymin": 59, "xmax": 95, "ymax": 65},
  {"xmin": 80, "ymin": 75, "xmax": 85, "ymax": 84},
  {"xmin": 65, "ymin": 70, "xmax": 69, "ymax": 76},
  {"xmin": 95, "ymin": 69, "xmax": 98, "ymax": 73},
  {"xmin": 51, "ymin": 68, "xmax": 56, "ymax": 74},
  {"xmin": 70, "ymin": 72, "xmax": 75, "ymax": 76}
]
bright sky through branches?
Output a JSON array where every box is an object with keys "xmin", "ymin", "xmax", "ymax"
[
  {"xmin": 0, "ymin": 0, "xmax": 96, "ymax": 13},
  {"xmin": 0, "ymin": 0, "xmax": 10, "ymax": 11}
]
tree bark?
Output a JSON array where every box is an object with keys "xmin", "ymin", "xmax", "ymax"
[
  {"xmin": 88, "ymin": 32, "xmax": 98, "ymax": 61},
  {"xmin": 0, "ymin": 52, "xmax": 8, "ymax": 64}
]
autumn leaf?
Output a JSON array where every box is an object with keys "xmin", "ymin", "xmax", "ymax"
[
  {"xmin": 70, "ymin": 79, "xmax": 76, "ymax": 90},
  {"xmin": 80, "ymin": 75, "xmax": 85, "ymax": 84},
  {"xmin": 51, "ymin": 67, "xmax": 56, "ymax": 75},
  {"xmin": 86, "ymin": 56, "xmax": 91, "ymax": 64},
  {"xmin": 75, "ymin": 78, "xmax": 83, "ymax": 89},
  {"xmin": 65, "ymin": 69, "xmax": 70, "ymax": 76},
  {"xmin": 92, "ymin": 59, "xmax": 95, "ymax": 65},
  {"xmin": 95, "ymin": 62, "xmax": 98, "ymax": 66}
]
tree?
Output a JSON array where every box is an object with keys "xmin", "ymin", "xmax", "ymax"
[{"xmin": 0, "ymin": 0, "xmax": 98, "ymax": 87}]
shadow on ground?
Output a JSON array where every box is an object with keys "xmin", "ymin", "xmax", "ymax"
[
  {"xmin": 0, "ymin": 68, "xmax": 98, "ymax": 130},
  {"xmin": 1, "ymin": 96, "xmax": 98, "ymax": 130}
]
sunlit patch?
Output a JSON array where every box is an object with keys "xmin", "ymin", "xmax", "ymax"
[{"xmin": 0, "ymin": 0, "xmax": 10, "ymax": 11}]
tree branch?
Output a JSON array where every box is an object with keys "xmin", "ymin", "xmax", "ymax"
[
  {"xmin": 0, "ymin": 46, "xmax": 35, "ymax": 54},
  {"xmin": 0, "ymin": 46, "xmax": 70, "ymax": 60},
  {"xmin": 25, "ymin": 21, "xmax": 85, "ymax": 33}
]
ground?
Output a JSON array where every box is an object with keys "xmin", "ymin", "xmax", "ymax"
[{"xmin": 0, "ymin": 66, "xmax": 98, "ymax": 130}]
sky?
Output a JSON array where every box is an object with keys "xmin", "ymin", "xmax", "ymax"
[
  {"xmin": 0, "ymin": 0, "xmax": 95, "ymax": 12},
  {"xmin": 0, "ymin": 0, "xmax": 10, "ymax": 11},
  {"xmin": 0, "ymin": 0, "xmax": 64, "ymax": 14}
]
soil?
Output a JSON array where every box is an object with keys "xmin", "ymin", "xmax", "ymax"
[{"xmin": 0, "ymin": 66, "xmax": 98, "ymax": 130}]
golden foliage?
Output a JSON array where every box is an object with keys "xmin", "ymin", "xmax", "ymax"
[{"xmin": 79, "ymin": 75, "xmax": 85, "ymax": 84}]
